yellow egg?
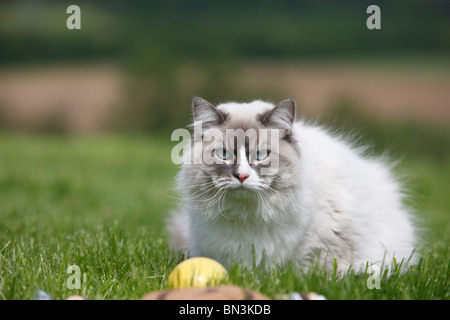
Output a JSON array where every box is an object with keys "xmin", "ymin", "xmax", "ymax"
[{"xmin": 168, "ymin": 257, "xmax": 228, "ymax": 289}]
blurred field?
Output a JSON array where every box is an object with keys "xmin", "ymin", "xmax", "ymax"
[
  {"xmin": 233, "ymin": 59, "xmax": 450, "ymax": 124},
  {"xmin": 1, "ymin": 58, "xmax": 449, "ymax": 133},
  {"xmin": 0, "ymin": 64, "xmax": 124, "ymax": 133}
]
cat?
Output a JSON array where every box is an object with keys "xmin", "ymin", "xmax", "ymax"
[{"xmin": 168, "ymin": 97, "xmax": 417, "ymax": 273}]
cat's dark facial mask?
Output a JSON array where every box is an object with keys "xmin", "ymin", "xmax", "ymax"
[
  {"xmin": 189, "ymin": 97, "xmax": 299, "ymax": 191},
  {"xmin": 200, "ymin": 127, "xmax": 279, "ymax": 190}
]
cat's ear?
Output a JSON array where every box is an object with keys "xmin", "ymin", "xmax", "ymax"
[
  {"xmin": 260, "ymin": 98, "xmax": 296, "ymax": 135},
  {"xmin": 192, "ymin": 97, "xmax": 226, "ymax": 128}
]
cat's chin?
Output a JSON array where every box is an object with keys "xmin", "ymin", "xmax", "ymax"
[
  {"xmin": 225, "ymin": 187, "xmax": 258, "ymax": 201},
  {"xmin": 223, "ymin": 184, "xmax": 267, "ymax": 204},
  {"xmin": 226, "ymin": 182, "xmax": 260, "ymax": 191}
]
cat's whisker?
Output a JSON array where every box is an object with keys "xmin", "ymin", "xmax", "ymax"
[
  {"xmin": 174, "ymin": 183, "xmax": 217, "ymax": 208},
  {"xmin": 260, "ymin": 187, "xmax": 297, "ymax": 213},
  {"xmin": 172, "ymin": 190, "xmax": 214, "ymax": 207},
  {"xmin": 204, "ymin": 187, "xmax": 229, "ymax": 218},
  {"xmin": 193, "ymin": 181, "xmax": 231, "ymax": 201},
  {"xmin": 185, "ymin": 183, "xmax": 227, "ymax": 211},
  {"xmin": 261, "ymin": 184, "xmax": 295, "ymax": 204},
  {"xmin": 177, "ymin": 180, "xmax": 216, "ymax": 193},
  {"xmin": 256, "ymin": 189, "xmax": 290, "ymax": 227},
  {"xmin": 217, "ymin": 189, "xmax": 235, "ymax": 220},
  {"xmin": 184, "ymin": 182, "xmax": 217, "ymax": 198},
  {"xmin": 175, "ymin": 183, "xmax": 214, "ymax": 194}
]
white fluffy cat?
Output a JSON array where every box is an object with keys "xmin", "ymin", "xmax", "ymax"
[{"xmin": 168, "ymin": 97, "xmax": 417, "ymax": 272}]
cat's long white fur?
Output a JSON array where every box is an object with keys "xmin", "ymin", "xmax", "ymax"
[{"xmin": 168, "ymin": 99, "xmax": 417, "ymax": 273}]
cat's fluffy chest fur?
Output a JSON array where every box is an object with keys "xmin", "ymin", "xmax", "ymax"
[{"xmin": 168, "ymin": 98, "xmax": 417, "ymax": 272}]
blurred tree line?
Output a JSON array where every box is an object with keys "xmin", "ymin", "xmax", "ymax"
[{"xmin": 0, "ymin": 0, "xmax": 449, "ymax": 131}]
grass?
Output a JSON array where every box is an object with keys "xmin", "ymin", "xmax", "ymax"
[{"xmin": 0, "ymin": 126, "xmax": 449, "ymax": 300}]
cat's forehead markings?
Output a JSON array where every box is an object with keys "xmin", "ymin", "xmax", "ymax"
[{"xmin": 216, "ymin": 101, "xmax": 273, "ymax": 122}]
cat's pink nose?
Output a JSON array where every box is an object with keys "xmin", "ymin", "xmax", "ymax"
[{"xmin": 237, "ymin": 173, "xmax": 249, "ymax": 184}]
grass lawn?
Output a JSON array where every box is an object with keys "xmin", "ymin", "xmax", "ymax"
[{"xmin": 0, "ymin": 127, "xmax": 449, "ymax": 300}]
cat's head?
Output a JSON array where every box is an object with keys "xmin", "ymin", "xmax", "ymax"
[{"xmin": 179, "ymin": 97, "xmax": 300, "ymax": 200}]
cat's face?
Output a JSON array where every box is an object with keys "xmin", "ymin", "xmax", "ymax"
[{"xmin": 182, "ymin": 97, "xmax": 300, "ymax": 196}]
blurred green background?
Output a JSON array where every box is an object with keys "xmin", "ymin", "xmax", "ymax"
[
  {"xmin": 0, "ymin": 0, "xmax": 449, "ymax": 299},
  {"xmin": 0, "ymin": 0, "xmax": 449, "ymax": 133}
]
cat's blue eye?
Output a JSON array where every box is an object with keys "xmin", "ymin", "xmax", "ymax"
[
  {"xmin": 256, "ymin": 149, "xmax": 270, "ymax": 161},
  {"xmin": 216, "ymin": 148, "xmax": 232, "ymax": 160}
]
